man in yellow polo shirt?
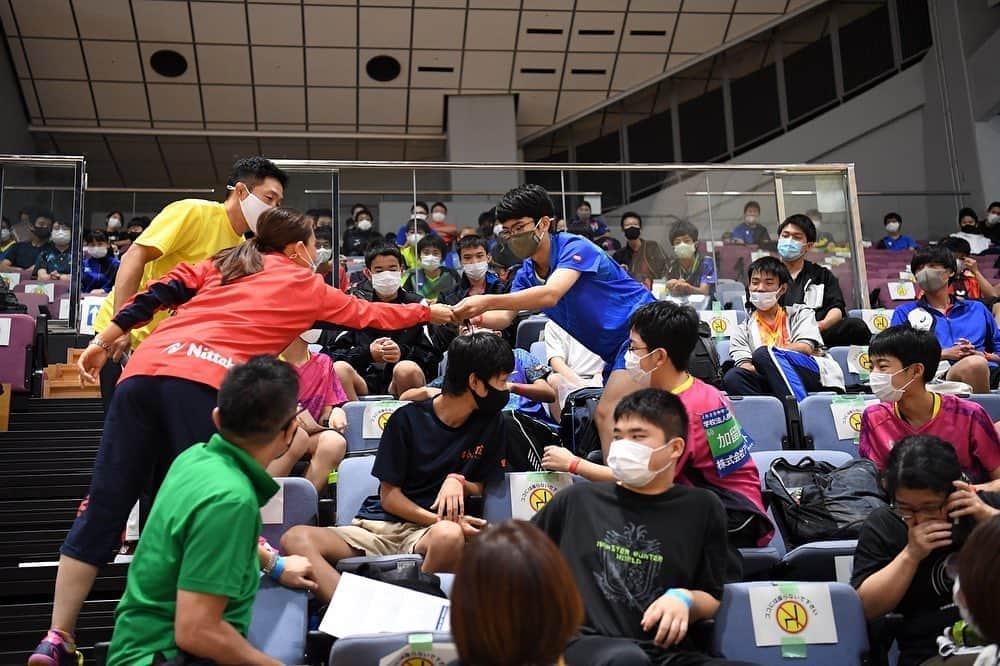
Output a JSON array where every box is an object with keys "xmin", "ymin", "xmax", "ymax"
[{"xmin": 93, "ymin": 156, "xmax": 288, "ymax": 409}]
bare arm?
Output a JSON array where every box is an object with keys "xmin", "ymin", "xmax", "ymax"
[
  {"xmin": 549, "ymin": 356, "xmax": 585, "ymax": 385},
  {"xmin": 112, "ymin": 243, "xmax": 163, "ymax": 315},
  {"xmin": 454, "ymin": 268, "xmax": 581, "ymax": 326},
  {"xmin": 380, "ymin": 482, "xmax": 440, "ymax": 527},
  {"xmin": 175, "ymin": 590, "xmax": 282, "ymax": 666},
  {"xmin": 818, "ymin": 307, "xmax": 843, "ymax": 331},
  {"xmin": 511, "ymin": 377, "xmax": 557, "ymax": 403},
  {"xmin": 779, "ymin": 341, "xmax": 817, "ymax": 355},
  {"xmin": 856, "ymin": 550, "xmax": 921, "ymax": 619}
]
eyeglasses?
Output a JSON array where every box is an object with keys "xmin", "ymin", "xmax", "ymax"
[
  {"xmin": 498, "ymin": 220, "xmax": 537, "ymax": 241},
  {"xmin": 627, "ymin": 346, "xmax": 649, "ymax": 353},
  {"xmin": 890, "ymin": 501, "xmax": 946, "ymax": 522}
]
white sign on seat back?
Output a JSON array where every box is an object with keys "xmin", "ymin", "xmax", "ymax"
[
  {"xmin": 749, "ymin": 582, "xmax": 838, "ymax": 647},
  {"xmin": 699, "ymin": 310, "xmax": 740, "ymax": 338},
  {"xmin": 508, "ymin": 471, "xmax": 573, "ymax": 520},
  {"xmin": 857, "ymin": 309, "xmax": 893, "ymax": 334},
  {"xmin": 79, "ymin": 296, "xmax": 107, "ymax": 335}
]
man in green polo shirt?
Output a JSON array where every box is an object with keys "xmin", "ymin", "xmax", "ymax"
[{"xmin": 105, "ymin": 356, "xmax": 300, "ymax": 666}]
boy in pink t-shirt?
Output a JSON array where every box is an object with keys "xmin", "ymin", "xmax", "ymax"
[{"xmin": 861, "ymin": 324, "xmax": 1000, "ymax": 489}]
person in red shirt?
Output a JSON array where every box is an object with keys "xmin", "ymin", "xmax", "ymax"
[{"xmin": 38, "ymin": 208, "xmax": 453, "ymax": 664}]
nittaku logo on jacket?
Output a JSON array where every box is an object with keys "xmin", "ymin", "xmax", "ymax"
[{"xmin": 163, "ymin": 342, "xmax": 234, "ymax": 369}]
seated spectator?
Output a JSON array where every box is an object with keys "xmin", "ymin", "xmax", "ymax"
[
  {"xmin": 534, "ymin": 389, "xmax": 747, "ymax": 666},
  {"xmin": 664, "ymin": 219, "xmax": 716, "ymax": 298},
  {"xmin": 859, "ymin": 324, "xmax": 1000, "ymax": 491},
  {"xmin": 953, "ymin": 207, "xmax": 991, "ymax": 255},
  {"xmin": 104, "ymin": 211, "xmax": 124, "ymax": 254},
  {"xmin": 117, "ymin": 216, "xmax": 151, "ymax": 255},
  {"xmin": 938, "ymin": 236, "xmax": 997, "ymax": 302},
  {"xmin": 543, "ymin": 319, "xmax": 605, "ymax": 420},
  {"xmin": 342, "ymin": 207, "xmax": 380, "ymax": 256},
  {"xmin": 729, "ymin": 200, "xmax": 770, "ymax": 245},
  {"xmin": 326, "ymin": 243, "xmax": 443, "ymax": 397},
  {"xmin": 0, "ymin": 217, "xmax": 14, "ymax": 255},
  {"xmin": 984, "ymin": 201, "xmax": 1000, "ymax": 245},
  {"xmin": 281, "ymin": 332, "xmax": 511, "ymax": 602},
  {"xmin": 806, "ymin": 209, "xmax": 836, "ymax": 249},
  {"xmin": 723, "ymin": 257, "xmax": 842, "ymax": 400},
  {"xmin": 852, "ymin": 435, "xmax": 1000, "ymax": 666},
  {"xmin": 440, "ymin": 234, "xmax": 508, "ymax": 305},
  {"xmin": 612, "ymin": 211, "xmax": 669, "ymax": 285},
  {"xmin": 81, "ymin": 230, "xmax": 120, "ymax": 294},
  {"xmin": 2, "ymin": 212, "xmax": 53, "ymax": 270},
  {"xmin": 779, "ymin": 213, "xmax": 871, "ymax": 346},
  {"xmin": 571, "ymin": 200, "xmax": 609, "ymax": 240},
  {"xmin": 393, "ymin": 201, "xmax": 431, "ymax": 246},
  {"xmin": 953, "ymin": 515, "xmax": 1000, "ymax": 664},
  {"xmin": 444, "ymin": 226, "xmax": 478, "ymax": 270},
  {"xmin": 403, "ymin": 233, "xmax": 460, "ymax": 302},
  {"xmin": 398, "ymin": 218, "xmax": 434, "ymax": 270},
  {"xmin": 428, "ymin": 201, "xmax": 458, "ymax": 243},
  {"xmin": 891, "ymin": 245, "xmax": 1000, "ymax": 393},
  {"xmin": 543, "ymin": 301, "xmax": 772, "ymax": 548},
  {"xmin": 452, "ymin": 520, "xmax": 583, "ymax": 666},
  {"xmin": 35, "ymin": 220, "xmax": 73, "ymax": 281},
  {"xmin": 313, "ymin": 225, "xmax": 349, "ymax": 292},
  {"xmin": 105, "ymin": 357, "xmax": 309, "ymax": 666},
  {"xmin": 266, "ymin": 330, "xmax": 348, "ymax": 493},
  {"xmin": 877, "ymin": 211, "xmax": 917, "ymax": 251}
]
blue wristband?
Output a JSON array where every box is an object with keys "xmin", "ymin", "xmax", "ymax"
[
  {"xmin": 269, "ymin": 556, "xmax": 285, "ymax": 582},
  {"xmin": 665, "ymin": 588, "xmax": 692, "ymax": 608}
]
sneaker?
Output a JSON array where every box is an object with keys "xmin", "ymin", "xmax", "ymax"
[{"xmin": 27, "ymin": 629, "xmax": 83, "ymax": 666}]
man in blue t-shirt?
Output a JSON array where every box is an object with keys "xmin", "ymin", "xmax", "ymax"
[
  {"xmin": 451, "ymin": 184, "xmax": 656, "ymax": 452},
  {"xmin": 876, "ymin": 212, "xmax": 917, "ymax": 251}
]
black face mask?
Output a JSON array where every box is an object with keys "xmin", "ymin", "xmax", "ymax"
[
  {"xmin": 471, "ymin": 380, "xmax": 510, "ymax": 415},
  {"xmin": 127, "ymin": 231, "xmax": 143, "ymax": 241},
  {"xmin": 960, "ymin": 223, "xmax": 979, "ymax": 233},
  {"xmin": 624, "ymin": 227, "xmax": 641, "ymax": 241},
  {"xmin": 33, "ymin": 226, "xmax": 51, "ymax": 240}
]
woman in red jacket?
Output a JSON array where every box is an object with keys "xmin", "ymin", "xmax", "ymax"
[{"xmin": 32, "ymin": 207, "xmax": 453, "ymax": 665}]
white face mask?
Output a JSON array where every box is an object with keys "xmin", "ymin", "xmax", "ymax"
[
  {"xmin": 412, "ymin": 212, "xmax": 427, "ymax": 221},
  {"xmin": 624, "ymin": 349, "xmax": 656, "ymax": 387},
  {"xmin": 744, "ymin": 215, "xmax": 758, "ymax": 225},
  {"xmin": 673, "ymin": 242, "xmax": 695, "ymax": 259},
  {"xmin": 420, "ymin": 253, "xmax": 441, "ymax": 270},
  {"xmin": 607, "ymin": 439, "xmax": 674, "ymax": 488},
  {"xmin": 493, "ymin": 223, "xmax": 504, "ymax": 238},
  {"xmin": 0, "ymin": 229, "xmax": 10, "ymax": 242},
  {"xmin": 987, "ymin": 213, "xmax": 1000, "ymax": 226},
  {"xmin": 233, "ymin": 184, "xmax": 272, "ymax": 233},
  {"xmin": 107, "ymin": 217, "xmax": 122, "ymax": 230},
  {"xmin": 749, "ymin": 289, "xmax": 780, "ymax": 311},
  {"xmin": 407, "ymin": 233, "xmax": 425, "ymax": 245},
  {"xmin": 300, "ymin": 329, "xmax": 322, "ymax": 344},
  {"xmin": 868, "ymin": 367, "xmax": 916, "ymax": 403},
  {"xmin": 357, "ymin": 219, "xmax": 373, "ymax": 232},
  {"xmin": 463, "ymin": 260, "xmax": 489, "ymax": 281},
  {"xmin": 372, "ymin": 270, "xmax": 402, "ymax": 296},
  {"xmin": 885, "ymin": 221, "xmax": 901, "ymax": 233},
  {"xmin": 315, "ymin": 247, "xmax": 333, "ymax": 265},
  {"xmin": 431, "ymin": 211, "xmax": 446, "ymax": 223},
  {"xmin": 86, "ymin": 246, "xmax": 108, "ymax": 259},
  {"xmin": 52, "ymin": 228, "xmax": 71, "ymax": 245}
]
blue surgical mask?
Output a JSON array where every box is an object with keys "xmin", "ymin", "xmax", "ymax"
[{"xmin": 777, "ymin": 237, "xmax": 804, "ymax": 260}]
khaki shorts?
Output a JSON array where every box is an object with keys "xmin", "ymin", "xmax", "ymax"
[{"xmin": 333, "ymin": 519, "xmax": 431, "ymax": 557}]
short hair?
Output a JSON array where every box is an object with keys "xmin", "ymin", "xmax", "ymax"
[
  {"xmin": 217, "ymin": 356, "xmax": 298, "ymax": 446},
  {"xmin": 405, "ymin": 219, "xmax": 432, "ymax": 235},
  {"xmin": 412, "ymin": 201, "xmax": 429, "ymax": 213},
  {"xmin": 989, "ymin": 201, "xmax": 1000, "ymax": 211},
  {"xmin": 778, "ymin": 213, "xmax": 817, "ymax": 242},
  {"xmin": 458, "ymin": 234, "xmax": 489, "ymax": 255},
  {"xmin": 364, "ymin": 242, "xmax": 404, "ymax": 269},
  {"xmin": 314, "ymin": 208, "xmax": 333, "ymax": 219},
  {"xmin": 417, "ymin": 233, "xmax": 447, "ymax": 256},
  {"xmin": 577, "ymin": 200, "xmax": 591, "ymax": 210},
  {"xmin": 910, "ymin": 244, "xmax": 956, "ymax": 274},
  {"xmin": 566, "ymin": 220, "xmax": 594, "ymax": 239},
  {"xmin": 314, "ymin": 225, "xmax": 333, "ymax": 243},
  {"xmin": 613, "ymin": 388, "xmax": 689, "ymax": 446},
  {"xmin": 495, "ymin": 184, "xmax": 556, "ymax": 223},
  {"xmin": 128, "ymin": 216, "xmax": 150, "ymax": 230},
  {"xmin": 669, "ymin": 219, "xmax": 699, "ymax": 243},
  {"xmin": 744, "ymin": 200, "xmax": 761, "ymax": 214},
  {"xmin": 34, "ymin": 213, "xmax": 53, "ymax": 224},
  {"xmin": 226, "ymin": 156, "xmax": 288, "ymax": 190},
  {"xmin": 351, "ymin": 202, "xmax": 367, "ymax": 214},
  {"xmin": 747, "ymin": 256, "xmax": 791, "ymax": 286},
  {"xmin": 959, "ymin": 207, "xmax": 979, "ymax": 224},
  {"xmin": 106, "ymin": 210, "xmax": 123, "ymax": 220},
  {"xmin": 431, "ymin": 201, "xmax": 447, "ymax": 213},
  {"xmin": 451, "ymin": 520, "xmax": 583, "ymax": 666},
  {"xmin": 868, "ymin": 325, "xmax": 941, "ymax": 383},
  {"xmin": 620, "ymin": 211, "xmax": 642, "ymax": 228},
  {"xmin": 87, "ymin": 229, "xmax": 109, "ymax": 244},
  {"xmin": 478, "ymin": 209, "xmax": 496, "ymax": 226},
  {"xmin": 883, "ymin": 434, "xmax": 963, "ymax": 499},
  {"xmin": 354, "ymin": 207, "xmax": 373, "ymax": 220},
  {"xmin": 938, "ymin": 236, "xmax": 971, "ymax": 257},
  {"xmin": 958, "ymin": 516, "xmax": 1000, "ymax": 642},
  {"xmin": 883, "ymin": 211, "xmax": 902, "ymax": 225},
  {"xmin": 628, "ymin": 301, "xmax": 699, "ymax": 372},
  {"xmin": 441, "ymin": 332, "xmax": 515, "ymax": 396}
]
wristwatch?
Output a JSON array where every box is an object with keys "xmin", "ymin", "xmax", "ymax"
[{"xmin": 89, "ymin": 336, "xmax": 113, "ymax": 353}]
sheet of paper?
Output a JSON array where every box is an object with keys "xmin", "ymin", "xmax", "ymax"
[
  {"xmin": 79, "ymin": 296, "xmax": 107, "ymax": 335},
  {"xmin": 751, "ymin": 250, "xmax": 771, "ymax": 261},
  {"xmin": 749, "ymin": 583, "xmax": 838, "ymax": 647},
  {"xmin": 699, "ymin": 310, "xmax": 740, "ymax": 338},
  {"xmin": 834, "ymin": 555, "xmax": 854, "ymax": 584},
  {"xmin": 379, "ymin": 641, "xmax": 458, "ymax": 666},
  {"xmin": 259, "ymin": 480, "xmax": 284, "ymax": 525},
  {"xmin": 859, "ymin": 309, "xmax": 893, "ymax": 335},
  {"xmin": 846, "ymin": 345, "xmax": 871, "ymax": 375},
  {"xmin": 57, "ymin": 298, "xmax": 70, "ymax": 320},
  {"xmin": 887, "ymin": 281, "xmax": 916, "ymax": 300},
  {"xmin": 320, "ymin": 573, "xmax": 451, "ymax": 638},
  {"xmin": 362, "ymin": 400, "xmax": 407, "ymax": 439},
  {"xmin": 25, "ymin": 282, "xmax": 55, "ymax": 302},
  {"xmin": 0, "ymin": 317, "xmax": 11, "ymax": 346},
  {"xmin": 0, "ymin": 272, "xmax": 21, "ymax": 288},
  {"xmin": 508, "ymin": 472, "xmax": 573, "ymax": 521},
  {"xmin": 829, "ymin": 398, "xmax": 877, "ymax": 442}
]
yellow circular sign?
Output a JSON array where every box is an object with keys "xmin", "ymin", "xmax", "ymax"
[
  {"xmin": 377, "ymin": 411, "xmax": 393, "ymax": 431},
  {"xmin": 400, "ymin": 658, "xmax": 435, "ymax": 666},
  {"xmin": 872, "ymin": 314, "xmax": 889, "ymax": 330},
  {"xmin": 775, "ymin": 600, "xmax": 809, "ymax": 634},
  {"xmin": 711, "ymin": 318, "xmax": 728, "ymax": 334},
  {"xmin": 858, "ymin": 352, "xmax": 872, "ymax": 371},
  {"xmin": 896, "ymin": 285, "xmax": 908, "ymax": 296},
  {"xmin": 529, "ymin": 487, "xmax": 554, "ymax": 512},
  {"xmin": 849, "ymin": 412, "xmax": 863, "ymax": 432}
]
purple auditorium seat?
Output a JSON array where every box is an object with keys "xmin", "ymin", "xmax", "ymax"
[
  {"xmin": 0, "ymin": 313, "xmax": 38, "ymax": 392},
  {"xmin": 15, "ymin": 292, "xmax": 48, "ymax": 319},
  {"xmin": 13, "ymin": 280, "xmax": 70, "ymax": 303}
]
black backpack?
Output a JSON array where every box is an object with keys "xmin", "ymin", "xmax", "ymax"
[
  {"xmin": 559, "ymin": 386, "xmax": 603, "ymax": 456},
  {"xmin": 690, "ymin": 321, "xmax": 723, "ymax": 388},
  {"xmin": 764, "ymin": 456, "xmax": 887, "ymax": 549}
]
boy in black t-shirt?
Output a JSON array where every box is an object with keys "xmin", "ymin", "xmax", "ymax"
[
  {"xmin": 281, "ymin": 333, "xmax": 512, "ymax": 603},
  {"xmin": 533, "ymin": 389, "xmax": 751, "ymax": 666}
]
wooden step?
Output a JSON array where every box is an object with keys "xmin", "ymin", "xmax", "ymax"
[
  {"xmin": 65, "ymin": 347, "xmax": 86, "ymax": 365},
  {"xmin": 43, "ymin": 364, "xmax": 101, "ymax": 399}
]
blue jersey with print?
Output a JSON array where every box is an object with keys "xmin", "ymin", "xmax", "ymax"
[
  {"xmin": 891, "ymin": 297, "xmax": 1000, "ymax": 367},
  {"xmin": 878, "ymin": 235, "xmax": 917, "ymax": 251},
  {"xmin": 511, "ymin": 233, "xmax": 655, "ymax": 363}
]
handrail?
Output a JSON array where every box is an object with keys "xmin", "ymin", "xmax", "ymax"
[{"xmin": 268, "ymin": 159, "xmax": 858, "ymax": 172}]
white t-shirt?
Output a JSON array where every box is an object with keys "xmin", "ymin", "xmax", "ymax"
[
  {"xmin": 951, "ymin": 231, "xmax": 992, "ymax": 255},
  {"xmin": 544, "ymin": 321, "xmax": 605, "ymax": 380}
]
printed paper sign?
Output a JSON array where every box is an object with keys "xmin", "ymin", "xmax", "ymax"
[
  {"xmin": 888, "ymin": 281, "xmax": 916, "ymax": 300},
  {"xmin": 899, "ymin": 271, "xmax": 914, "ymax": 281},
  {"xmin": 78, "ymin": 296, "xmax": 106, "ymax": 335},
  {"xmin": 58, "ymin": 298, "xmax": 69, "ymax": 320},
  {"xmin": 0, "ymin": 318, "xmax": 10, "ymax": 346},
  {"xmin": 846, "ymin": 345, "xmax": 872, "ymax": 375},
  {"xmin": 859, "ymin": 309, "xmax": 893, "ymax": 335},
  {"xmin": 321, "ymin": 573, "xmax": 451, "ymax": 637},
  {"xmin": 834, "ymin": 555, "xmax": 854, "ymax": 584},
  {"xmin": 379, "ymin": 643, "xmax": 458, "ymax": 666},
  {"xmin": 259, "ymin": 479, "xmax": 285, "ymax": 525},
  {"xmin": 0, "ymin": 272, "xmax": 21, "ymax": 289},
  {"xmin": 362, "ymin": 400, "xmax": 407, "ymax": 439},
  {"xmin": 829, "ymin": 398, "xmax": 877, "ymax": 441},
  {"xmin": 749, "ymin": 583, "xmax": 838, "ymax": 647},
  {"xmin": 508, "ymin": 472, "xmax": 573, "ymax": 520},
  {"xmin": 699, "ymin": 310, "xmax": 740, "ymax": 338},
  {"xmin": 701, "ymin": 405, "xmax": 751, "ymax": 476},
  {"xmin": 24, "ymin": 282, "xmax": 55, "ymax": 302},
  {"xmin": 751, "ymin": 250, "xmax": 771, "ymax": 261}
]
